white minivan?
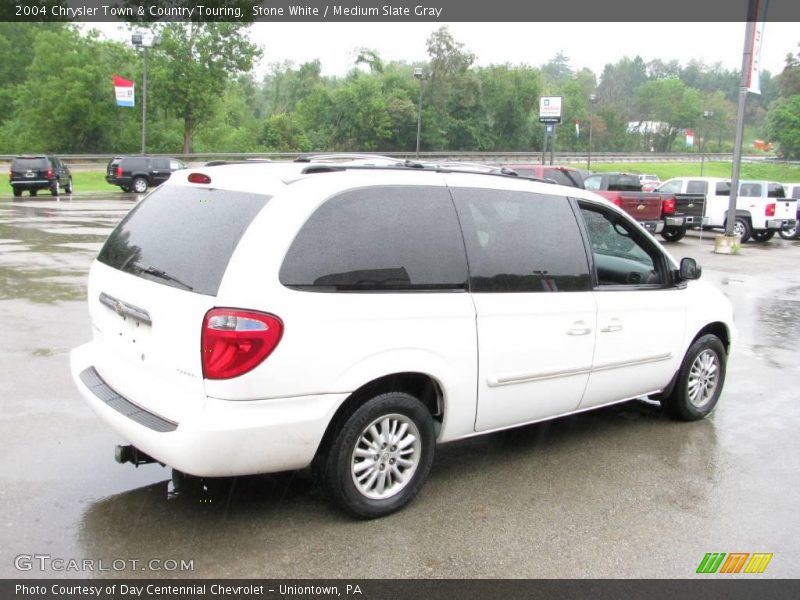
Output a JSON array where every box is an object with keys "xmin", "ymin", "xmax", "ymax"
[{"xmin": 71, "ymin": 159, "xmax": 736, "ymax": 518}]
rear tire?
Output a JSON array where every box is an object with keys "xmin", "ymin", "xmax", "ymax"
[
  {"xmin": 12, "ymin": 187, "xmax": 21, "ymax": 197},
  {"xmin": 65, "ymin": 177, "xmax": 73, "ymax": 194},
  {"xmin": 316, "ymin": 392, "xmax": 435, "ymax": 519},
  {"xmin": 660, "ymin": 226, "xmax": 687, "ymax": 242},
  {"xmin": 30, "ymin": 189, "xmax": 37, "ymax": 197},
  {"xmin": 132, "ymin": 177, "xmax": 148, "ymax": 194},
  {"xmin": 663, "ymin": 334, "xmax": 727, "ymax": 421},
  {"xmin": 50, "ymin": 180, "xmax": 60, "ymax": 196},
  {"xmin": 751, "ymin": 230, "xmax": 775, "ymax": 242}
]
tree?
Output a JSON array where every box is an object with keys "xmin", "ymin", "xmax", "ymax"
[
  {"xmin": 147, "ymin": 23, "xmax": 260, "ymax": 153},
  {"xmin": 766, "ymin": 95, "xmax": 800, "ymax": 159},
  {"xmin": 635, "ymin": 79, "xmax": 702, "ymax": 151},
  {"xmin": 596, "ymin": 56, "xmax": 648, "ymax": 120}
]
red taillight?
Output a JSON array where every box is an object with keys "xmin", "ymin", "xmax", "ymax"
[
  {"xmin": 116, "ymin": 165, "xmax": 123, "ymax": 178},
  {"xmin": 188, "ymin": 172, "xmax": 211, "ymax": 184},
  {"xmin": 201, "ymin": 309, "xmax": 283, "ymax": 380},
  {"xmin": 663, "ymin": 197, "xmax": 676, "ymax": 214},
  {"xmin": 765, "ymin": 203, "xmax": 776, "ymax": 217},
  {"xmin": 47, "ymin": 168, "xmax": 53, "ymax": 179}
]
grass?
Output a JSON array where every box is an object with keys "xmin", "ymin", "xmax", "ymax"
[
  {"xmin": 588, "ymin": 161, "xmax": 800, "ymax": 183},
  {"xmin": 70, "ymin": 171, "xmax": 122, "ymax": 194}
]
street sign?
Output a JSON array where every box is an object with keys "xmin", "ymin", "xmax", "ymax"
[{"xmin": 539, "ymin": 96, "xmax": 562, "ymax": 123}]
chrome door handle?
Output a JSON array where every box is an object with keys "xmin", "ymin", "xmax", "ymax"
[
  {"xmin": 600, "ymin": 320, "xmax": 623, "ymax": 333},
  {"xmin": 567, "ymin": 321, "xmax": 592, "ymax": 336}
]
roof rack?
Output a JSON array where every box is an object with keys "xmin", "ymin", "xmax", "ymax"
[
  {"xmin": 205, "ymin": 158, "xmax": 274, "ymax": 166},
  {"xmin": 294, "ymin": 153, "xmax": 404, "ymax": 165},
  {"xmin": 298, "ymin": 160, "xmax": 553, "ymax": 184}
]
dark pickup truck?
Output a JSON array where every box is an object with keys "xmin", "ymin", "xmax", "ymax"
[
  {"xmin": 582, "ymin": 173, "xmax": 664, "ymax": 236},
  {"xmin": 659, "ymin": 194, "xmax": 705, "ymax": 242}
]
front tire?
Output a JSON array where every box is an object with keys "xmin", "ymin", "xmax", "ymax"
[
  {"xmin": 65, "ymin": 177, "xmax": 73, "ymax": 194},
  {"xmin": 779, "ymin": 223, "xmax": 799, "ymax": 240},
  {"xmin": 663, "ymin": 334, "xmax": 727, "ymax": 421},
  {"xmin": 730, "ymin": 217, "xmax": 751, "ymax": 243},
  {"xmin": 660, "ymin": 226, "xmax": 687, "ymax": 242},
  {"xmin": 316, "ymin": 392, "xmax": 435, "ymax": 519}
]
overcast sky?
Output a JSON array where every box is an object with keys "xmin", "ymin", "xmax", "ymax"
[{"xmin": 86, "ymin": 21, "xmax": 800, "ymax": 79}]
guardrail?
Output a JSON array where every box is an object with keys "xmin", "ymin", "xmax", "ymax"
[{"xmin": 1, "ymin": 152, "xmax": 797, "ymax": 168}]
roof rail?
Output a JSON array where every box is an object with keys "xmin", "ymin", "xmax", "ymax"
[
  {"xmin": 204, "ymin": 159, "xmax": 274, "ymax": 166},
  {"xmin": 294, "ymin": 153, "xmax": 404, "ymax": 164},
  {"xmin": 298, "ymin": 161, "xmax": 553, "ymax": 184}
]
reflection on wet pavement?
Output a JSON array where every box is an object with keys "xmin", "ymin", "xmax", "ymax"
[{"xmin": 1, "ymin": 202, "xmax": 799, "ymax": 579}]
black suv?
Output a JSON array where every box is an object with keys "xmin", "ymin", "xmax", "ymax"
[
  {"xmin": 9, "ymin": 155, "xmax": 73, "ymax": 197},
  {"xmin": 106, "ymin": 156, "xmax": 186, "ymax": 193}
]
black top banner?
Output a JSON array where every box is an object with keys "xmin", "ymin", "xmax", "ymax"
[{"xmin": 3, "ymin": 0, "xmax": 800, "ymax": 22}]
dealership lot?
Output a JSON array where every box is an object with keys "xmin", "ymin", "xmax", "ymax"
[{"xmin": 1, "ymin": 195, "xmax": 798, "ymax": 578}]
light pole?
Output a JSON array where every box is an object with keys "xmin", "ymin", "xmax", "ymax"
[
  {"xmin": 413, "ymin": 67, "xmax": 426, "ymax": 158},
  {"xmin": 700, "ymin": 109, "xmax": 714, "ymax": 176},
  {"xmin": 588, "ymin": 93, "xmax": 597, "ymax": 170},
  {"xmin": 132, "ymin": 32, "xmax": 161, "ymax": 156}
]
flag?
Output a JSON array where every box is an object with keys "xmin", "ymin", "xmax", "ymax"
[
  {"xmin": 113, "ymin": 75, "xmax": 135, "ymax": 107},
  {"xmin": 745, "ymin": 0, "xmax": 769, "ymax": 94},
  {"xmin": 575, "ymin": 119, "xmax": 580, "ymax": 138},
  {"xmin": 686, "ymin": 129, "xmax": 695, "ymax": 148}
]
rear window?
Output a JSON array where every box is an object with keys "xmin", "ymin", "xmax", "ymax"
[
  {"xmin": 543, "ymin": 168, "xmax": 583, "ymax": 188},
  {"xmin": 97, "ymin": 187, "xmax": 269, "ymax": 296},
  {"xmin": 13, "ymin": 157, "xmax": 48, "ymax": 170},
  {"xmin": 767, "ymin": 184, "xmax": 785, "ymax": 199},
  {"xmin": 715, "ymin": 182, "xmax": 731, "ymax": 196},
  {"xmin": 607, "ymin": 175, "xmax": 642, "ymax": 192}
]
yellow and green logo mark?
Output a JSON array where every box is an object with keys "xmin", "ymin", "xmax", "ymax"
[{"xmin": 696, "ymin": 553, "xmax": 773, "ymax": 574}]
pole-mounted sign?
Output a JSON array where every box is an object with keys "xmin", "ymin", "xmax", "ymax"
[{"xmin": 539, "ymin": 96, "xmax": 562, "ymax": 124}]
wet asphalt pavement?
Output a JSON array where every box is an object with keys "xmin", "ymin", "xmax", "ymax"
[{"xmin": 1, "ymin": 193, "xmax": 798, "ymax": 579}]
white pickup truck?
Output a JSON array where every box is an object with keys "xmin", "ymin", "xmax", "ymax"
[{"xmin": 656, "ymin": 177, "xmax": 797, "ymax": 242}]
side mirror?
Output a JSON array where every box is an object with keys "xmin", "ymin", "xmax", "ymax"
[{"xmin": 679, "ymin": 257, "xmax": 702, "ymax": 281}]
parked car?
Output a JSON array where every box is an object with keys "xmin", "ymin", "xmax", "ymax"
[
  {"xmin": 9, "ymin": 155, "xmax": 72, "ymax": 197},
  {"xmin": 582, "ymin": 172, "xmax": 665, "ymax": 235},
  {"xmin": 655, "ymin": 177, "xmax": 797, "ymax": 243},
  {"xmin": 638, "ymin": 173, "xmax": 661, "ymax": 192},
  {"xmin": 501, "ymin": 164, "xmax": 585, "ymax": 188},
  {"xmin": 106, "ymin": 156, "xmax": 186, "ymax": 193},
  {"xmin": 71, "ymin": 158, "xmax": 735, "ymax": 519},
  {"xmin": 779, "ymin": 183, "xmax": 800, "ymax": 239}
]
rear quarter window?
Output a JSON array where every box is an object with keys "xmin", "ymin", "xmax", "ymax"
[
  {"xmin": 97, "ymin": 187, "xmax": 269, "ymax": 296},
  {"xmin": 280, "ymin": 186, "xmax": 468, "ymax": 291}
]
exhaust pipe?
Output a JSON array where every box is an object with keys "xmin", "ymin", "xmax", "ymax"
[{"xmin": 114, "ymin": 445, "xmax": 156, "ymax": 467}]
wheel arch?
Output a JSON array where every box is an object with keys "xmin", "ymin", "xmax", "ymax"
[{"xmin": 313, "ymin": 372, "xmax": 444, "ymax": 464}]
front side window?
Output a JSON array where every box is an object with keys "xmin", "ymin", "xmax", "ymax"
[
  {"xmin": 280, "ymin": 186, "xmax": 468, "ymax": 292},
  {"xmin": 579, "ymin": 204, "xmax": 666, "ymax": 287},
  {"xmin": 451, "ymin": 188, "xmax": 591, "ymax": 293}
]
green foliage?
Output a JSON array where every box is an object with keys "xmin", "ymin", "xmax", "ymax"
[
  {"xmin": 591, "ymin": 161, "xmax": 800, "ymax": 182},
  {"xmin": 766, "ymin": 96, "xmax": 800, "ymax": 160}
]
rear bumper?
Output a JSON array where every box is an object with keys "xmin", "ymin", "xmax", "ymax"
[
  {"xmin": 766, "ymin": 219, "xmax": 789, "ymax": 230},
  {"xmin": 11, "ymin": 180, "xmax": 51, "ymax": 189},
  {"xmin": 70, "ymin": 342, "xmax": 348, "ymax": 477},
  {"xmin": 664, "ymin": 216, "xmax": 685, "ymax": 227},
  {"xmin": 640, "ymin": 220, "xmax": 664, "ymax": 234}
]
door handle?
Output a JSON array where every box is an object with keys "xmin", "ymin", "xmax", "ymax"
[
  {"xmin": 567, "ymin": 321, "xmax": 592, "ymax": 336},
  {"xmin": 600, "ymin": 319, "xmax": 623, "ymax": 333}
]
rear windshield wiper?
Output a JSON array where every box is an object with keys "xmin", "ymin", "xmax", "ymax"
[{"xmin": 131, "ymin": 263, "xmax": 194, "ymax": 291}]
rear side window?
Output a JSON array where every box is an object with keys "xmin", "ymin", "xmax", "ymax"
[
  {"xmin": 124, "ymin": 158, "xmax": 147, "ymax": 172},
  {"xmin": 97, "ymin": 187, "xmax": 268, "ymax": 296},
  {"xmin": 715, "ymin": 182, "xmax": 731, "ymax": 196},
  {"xmin": 791, "ymin": 186, "xmax": 800, "ymax": 200},
  {"xmin": 152, "ymin": 158, "xmax": 170, "ymax": 170},
  {"xmin": 451, "ymin": 188, "xmax": 591, "ymax": 293},
  {"xmin": 280, "ymin": 186, "xmax": 468, "ymax": 291}
]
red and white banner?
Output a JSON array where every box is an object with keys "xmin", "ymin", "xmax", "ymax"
[
  {"xmin": 685, "ymin": 129, "xmax": 695, "ymax": 148},
  {"xmin": 745, "ymin": 0, "xmax": 769, "ymax": 94},
  {"xmin": 113, "ymin": 75, "xmax": 135, "ymax": 107}
]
